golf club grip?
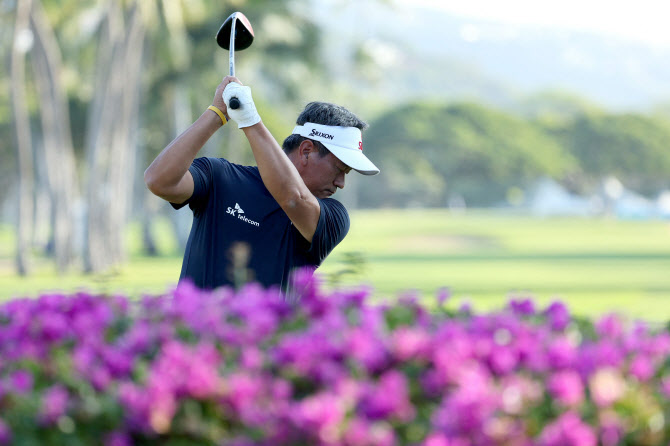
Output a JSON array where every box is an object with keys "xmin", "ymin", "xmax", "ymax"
[{"xmin": 229, "ymin": 97, "xmax": 241, "ymax": 109}]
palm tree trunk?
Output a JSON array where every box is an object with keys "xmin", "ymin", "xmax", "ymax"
[
  {"xmin": 10, "ymin": 0, "xmax": 35, "ymax": 276},
  {"xmin": 83, "ymin": 1, "xmax": 117, "ymax": 273},
  {"xmin": 110, "ymin": 4, "xmax": 145, "ymax": 264},
  {"xmin": 30, "ymin": 0, "xmax": 79, "ymax": 272},
  {"xmin": 84, "ymin": 0, "xmax": 146, "ymax": 272}
]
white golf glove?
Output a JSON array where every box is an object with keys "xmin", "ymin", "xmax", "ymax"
[{"xmin": 222, "ymin": 82, "xmax": 261, "ymax": 128}]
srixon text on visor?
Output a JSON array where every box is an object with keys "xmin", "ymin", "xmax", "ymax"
[{"xmin": 309, "ymin": 129, "xmax": 334, "ymax": 140}]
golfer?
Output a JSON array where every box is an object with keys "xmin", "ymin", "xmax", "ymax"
[{"xmin": 144, "ymin": 76, "xmax": 379, "ymax": 293}]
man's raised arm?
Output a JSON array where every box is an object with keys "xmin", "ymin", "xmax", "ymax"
[
  {"xmin": 222, "ymin": 77, "xmax": 321, "ymax": 242},
  {"xmin": 144, "ymin": 79, "xmax": 230, "ymax": 204}
]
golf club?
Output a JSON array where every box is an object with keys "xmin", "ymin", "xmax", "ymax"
[{"xmin": 216, "ymin": 12, "xmax": 254, "ymax": 109}]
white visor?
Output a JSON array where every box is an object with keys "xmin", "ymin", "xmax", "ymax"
[{"xmin": 292, "ymin": 122, "xmax": 380, "ymax": 175}]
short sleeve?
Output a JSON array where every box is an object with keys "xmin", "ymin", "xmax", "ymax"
[
  {"xmin": 307, "ymin": 198, "xmax": 350, "ymax": 263},
  {"xmin": 170, "ymin": 158, "xmax": 213, "ymax": 213}
]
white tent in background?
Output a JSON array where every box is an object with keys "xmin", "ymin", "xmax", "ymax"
[
  {"xmin": 528, "ymin": 177, "xmax": 595, "ymax": 217},
  {"xmin": 613, "ymin": 190, "xmax": 655, "ymax": 219},
  {"xmin": 656, "ymin": 191, "xmax": 670, "ymax": 218},
  {"xmin": 526, "ymin": 177, "xmax": 668, "ymax": 219},
  {"xmin": 599, "ymin": 176, "xmax": 655, "ymax": 219}
]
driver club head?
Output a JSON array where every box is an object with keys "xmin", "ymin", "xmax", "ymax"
[{"xmin": 216, "ymin": 12, "xmax": 254, "ymax": 51}]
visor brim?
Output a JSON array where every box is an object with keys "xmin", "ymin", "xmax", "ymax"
[{"xmin": 322, "ymin": 143, "xmax": 380, "ymax": 176}]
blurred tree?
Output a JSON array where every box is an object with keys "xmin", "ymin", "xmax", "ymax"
[
  {"xmin": 551, "ymin": 113, "xmax": 670, "ymax": 196},
  {"xmin": 30, "ymin": 0, "xmax": 79, "ymax": 272},
  {"xmin": 0, "ymin": 13, "xmax": 15, "ymax": 211},
  {"xmin": 515, "ymin": 89, "xmax": 604, "ymax": 126},
  {"xmin": 83, "ymin": 0, "xmax": 147, "ymax": 272},
  {"xmin": 10, "ymin": 0, "xmax": 35, "ymax": 275},
  {"xmin": 360, "ymin": 102, "xmax": 576, "ymax": 207}
]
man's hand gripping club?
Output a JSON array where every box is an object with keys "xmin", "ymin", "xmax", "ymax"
[{"xmin": 222, "ymin": 76, "xmax": 261, "ymax": 128}]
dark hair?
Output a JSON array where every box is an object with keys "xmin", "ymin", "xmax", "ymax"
[{"xmin": 282, "ymin": 101, "xmax": 368, "ymax": 156}]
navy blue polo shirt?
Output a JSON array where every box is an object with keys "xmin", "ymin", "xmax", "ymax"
[{"xmin": 171, "ymin": 157, "xmax": 349, "ymax": 291}]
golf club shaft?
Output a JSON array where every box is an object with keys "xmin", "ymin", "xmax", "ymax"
[{"xmin": 228, "ymin": 14, "xmax": 240, "ymax": 109}]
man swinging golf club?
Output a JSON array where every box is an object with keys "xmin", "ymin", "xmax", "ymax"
[
  {"xmin": 144, "ymin": 75, "xmax": 379, "ymax": 294},
  {"xmin": 145, "ymin": 11, "xmax": 378, "ymax": 294},
  {"xmin": 144, "ymin": 46, "xmax": 379, "ymax": 291}
]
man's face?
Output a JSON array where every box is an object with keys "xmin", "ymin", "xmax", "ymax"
[{"xmin": 302, "ymin": 151, "xmax": 352, "ymax": 199}]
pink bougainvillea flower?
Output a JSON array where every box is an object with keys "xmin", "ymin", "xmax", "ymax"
[
  {"xmin": 40, "ymin": 385, "xmax": 69, "ymax": 424},
  {"xmin": 1, "ymin": 271, "xmax": 669, "ymax": 445},
  {"xmin": 589, "ymin": 368, "xmax": 627, "ymax": 408},
  {"xmin": 548, "ymin": 370, "xmax": 584, "ymax": 407},
  {"xmin": 544, "ymin": 301, "xmax": 571, "ymax": 332},
  {"xmin": 595, "ymin": 314, "xmax": 624, "ymax": 339},
  {"xmin": 539, "ymin": 411, "xmax": 597, "ymax": 446},
  {"xmin": 629, "ymin": 354, "xmax": 655, "ymax": 382},
  {"xmin": 9, "ymin": 370, "xmax": 33, "ymax": 394}
]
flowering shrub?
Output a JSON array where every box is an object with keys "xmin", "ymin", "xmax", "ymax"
[{"xmin": 1, "ymin": 271, "xmax": 669, "ymax": 445}]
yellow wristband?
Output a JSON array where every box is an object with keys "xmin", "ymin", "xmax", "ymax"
[{"xmin": 207, "ymin": 105, "xmax": 227, "ymax": 126}]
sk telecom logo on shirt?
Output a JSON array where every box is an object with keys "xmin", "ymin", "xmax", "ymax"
[
  {"xmin": 229, "ymin": 203, "xmax": 244, "ymax": 216},
  {"xmin": 226, "ymin": 202, "xmax": 260, "ymax": 227}
]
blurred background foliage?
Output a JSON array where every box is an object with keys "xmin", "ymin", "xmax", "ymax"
[{"xmin": 1, "ymin": 0, "xmax": 670, "ymax": 282}]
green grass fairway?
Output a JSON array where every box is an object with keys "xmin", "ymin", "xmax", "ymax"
[
  {"xmin": 318, "ymin": 210, "xmax": 670, "ymax": 322},
  {"xmin": 1, "ymin": 210, "xmax": 670, "ymax": 322}
]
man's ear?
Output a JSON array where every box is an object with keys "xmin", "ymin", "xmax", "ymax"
[{"xmin": 298, "ymin": 140, "xmax": 315, "ymax": 165}]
